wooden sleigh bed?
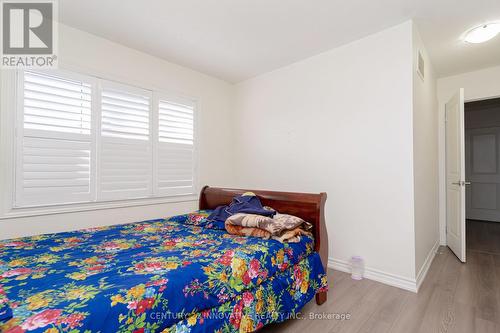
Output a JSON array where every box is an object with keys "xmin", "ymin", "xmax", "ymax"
[
  {"xmin": 199, "ymin": 185, "xmax": 329, "ymax": 305},
  {"xmin": 0, "ymin": 186, "xmax": 329, "ymax": 333}
]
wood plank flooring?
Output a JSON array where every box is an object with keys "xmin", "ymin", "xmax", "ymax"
[{"xmin": 264, "ymin": 220, "xmax": 500, "ymax": 333}]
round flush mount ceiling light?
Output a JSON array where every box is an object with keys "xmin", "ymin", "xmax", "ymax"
[{"xmin": 464, "ymin": 23, "xmax": 500, "ymax": 43}]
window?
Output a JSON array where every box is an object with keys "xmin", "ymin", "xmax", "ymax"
[
  {"xmin": 14, "ymin": 70, "xmax": 197, "ymax": 209},
  {"xmin": 99, "ymin": 82, "xmax": 153, "ymax": 201},
  {"xmin": 157, "ymin": 97, "xmax": 196, "ymax": 196},
  {"xmin": 16, "ymin": 71, "xmax": 94, "ymax": 207}
]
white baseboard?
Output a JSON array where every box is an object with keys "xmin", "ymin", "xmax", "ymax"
[
  {"xmin": 415, "ymin": 240, "xmax": 439, "ymax": 292},
  {"xmin": 328, "ymin": 258, "xmax": 418, "ymax": 293},
  {"xmin": 328, "ymin": 241, "xmax": 440, "ymax": 294}
]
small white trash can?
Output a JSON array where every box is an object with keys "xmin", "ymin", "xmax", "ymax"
[{"xmin": 350, "ymin": 256, "xmax": 364, "ymax": 280}]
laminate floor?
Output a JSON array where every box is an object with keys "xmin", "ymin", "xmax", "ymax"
[{"xmin": 264, "ymin": 220, "xmax": 500, "ymax": 333}]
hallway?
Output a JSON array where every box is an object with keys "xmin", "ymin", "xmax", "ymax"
[{"xmin": 467, "ymin": 219, "xmax": 500, "ymax": 255}]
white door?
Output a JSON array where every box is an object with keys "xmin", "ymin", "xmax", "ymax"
[
  {"xmin": 446, "ymin": 89, "xmax": 466, "ymax": 262},
  {"xmin": 466, "ymin": 127, "xmax": 500, "ymax": 222}
]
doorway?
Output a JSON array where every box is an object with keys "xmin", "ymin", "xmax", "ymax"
[
  {"xmin": 465, "ymin": 97, "xmax": 500, "ymax": 256},
  {"xmin": 445, "ymin": 94, "xmax": 500, "ymax": 262}
]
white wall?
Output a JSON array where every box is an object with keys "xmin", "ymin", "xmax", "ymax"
[
  {"xmin": 437, "ymin": 65, "xmax": 500, "ymax": 244},
  {"xmin": 233, "ymin": 21, "xmax": 417, "ymax": 282},
  {"xmin": 412, "ymin": 25, "xmax": 439, "ymax": 281},
  {"xmin": 0, "ymin": 20, "xmax": 443, "ymax": 291},
  {"xmin": 438, "ymin": 65, "xmax": 500, "ymax": 103},
  {"xmin": 0, "ymin": 24, "xmax": 235, "ymax": 239}
]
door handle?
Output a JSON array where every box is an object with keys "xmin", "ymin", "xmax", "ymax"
[{"xmin": 452, "ymin": 181, "xmax": 471, "ymax": 186}]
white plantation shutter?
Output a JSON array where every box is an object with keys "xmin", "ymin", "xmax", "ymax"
[
  {"xmin": 99, "ymin": 82, "xmax": 153, "ymax": 200},
  {"xmin": 16, "ymin": 71, "xmax": 94, "ymax": 207},
  {"xmin": 14, "ymin": 70, "xmax": 199, "ymax": 209},
  {"xmin": 157, "ymin": 98, "xmax": 196, "ymax": 196}
]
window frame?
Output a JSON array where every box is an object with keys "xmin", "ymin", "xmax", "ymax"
[{"xmin": 0, "ymin": 68, "xmax": 199, "ymax": 219}]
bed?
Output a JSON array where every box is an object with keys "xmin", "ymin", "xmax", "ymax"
[{"xmin": 0, "ymin": 186, "xmax": 328, "ymax": 333}]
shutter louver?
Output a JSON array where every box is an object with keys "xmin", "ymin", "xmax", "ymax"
[
  {"xmin": 157, "ymin": 99, "xmax": 195, "ymax": 196},
  {"xmin": 101, "ymin": 88, "xmax": 150, "ymax": 141},
  {"xmin": 16, "ymin": 71, "xmax": 93, "ymax": 207},
  {"xmin": 99, "ymin": 83, "xmax": 152, "ymax": 201},
  {"xmin": 23, "ymin": 71, "xmax": 91, "ymax": 134}
]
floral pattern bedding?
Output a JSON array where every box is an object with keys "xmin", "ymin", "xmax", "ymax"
[{"xmin": 0, "ymin": 211, "xmax": 327, "ymax": 333}]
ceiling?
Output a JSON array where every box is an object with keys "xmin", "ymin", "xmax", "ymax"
[{"xmin": 59, "ymin": 0, "xmax": 500, "ymax": 83}]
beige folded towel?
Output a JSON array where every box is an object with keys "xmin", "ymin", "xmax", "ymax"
[{"xmin": 225, "ymin": 213, "xmax": 312, "ymax": 243}]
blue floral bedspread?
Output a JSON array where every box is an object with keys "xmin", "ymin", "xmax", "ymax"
[{"xmin": 0, "ymin": 211, "xmax": 327, "ymax": 333}]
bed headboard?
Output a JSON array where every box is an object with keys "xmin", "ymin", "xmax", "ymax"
[{"xmin": 199, "ymin": 186, "xmax": 328, "ymax": 270}]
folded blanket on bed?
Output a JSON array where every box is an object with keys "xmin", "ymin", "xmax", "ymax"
[
  {"xmin": 225, "ymin": 212, "xmax": 312, "ymax": 243},
  {"xmin": 207, "ymin": 192, "xmax": 276, "ymax": 224}
]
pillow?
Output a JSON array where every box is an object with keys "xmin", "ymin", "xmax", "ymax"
[
  {"xmin": 167, "ymin": 210, "xmax": 226, "ymax": 230},
  {"xmin": 186, "ymin": 210, "xmax": 211, "ymax": 225},
  {"xmin": 167, "ymin": 210, "xmax": 212, "ymax": 226}
]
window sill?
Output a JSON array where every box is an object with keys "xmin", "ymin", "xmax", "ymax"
[{"xmin": 0, "ymin": 195, "xmax": 198, "ymax": 219}]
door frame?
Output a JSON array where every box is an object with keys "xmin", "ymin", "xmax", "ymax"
[{"xmin": 439, "ymin": 94, "xmax": 500, "ymax": 246}]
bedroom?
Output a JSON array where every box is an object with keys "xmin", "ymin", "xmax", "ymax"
[{"xmin": 1, "ymin": 0, "xmax": 500, "ymax": 332}]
